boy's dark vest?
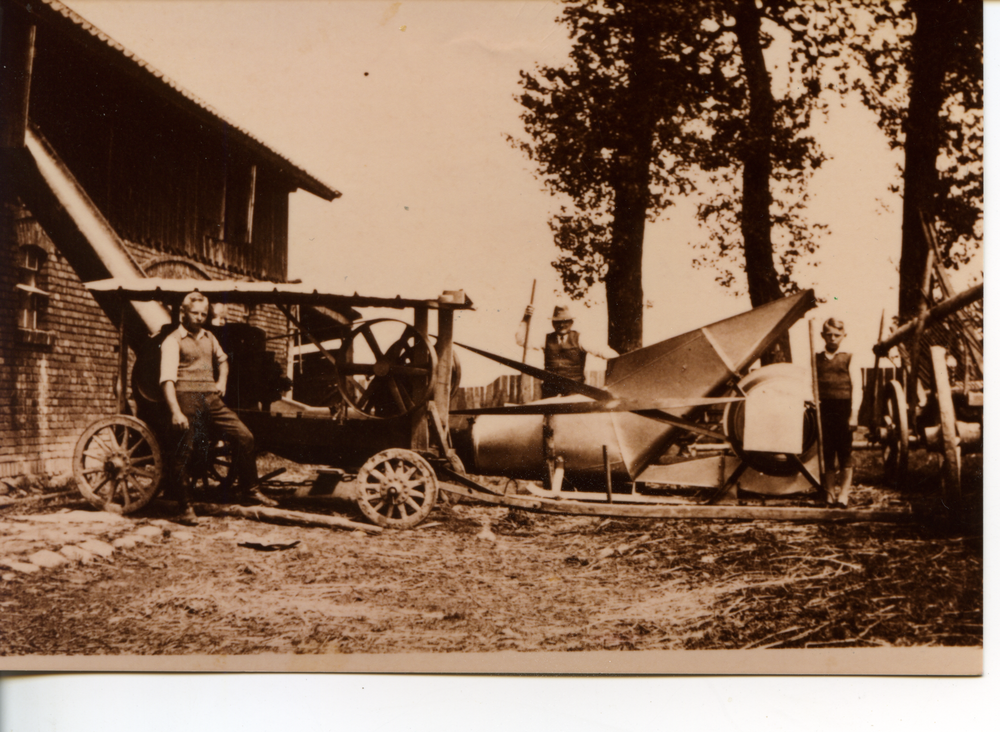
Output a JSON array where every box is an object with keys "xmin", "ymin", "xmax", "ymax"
[
  {"xmin": 816, "ymin": 351, "xmax": 852, "ymax": 400},
  {"xmin": 544, "ymin": 331, "xmax": 586, "ymax": 382},
  {"xmin": 169, "ymin": 328, "xmax": 219, "ymax": 393}
]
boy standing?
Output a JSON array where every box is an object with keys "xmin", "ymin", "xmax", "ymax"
[
  {"xmin": 160, "ymin": 292, "xmax": 276, "ymax": 525},
  {"xmin": 816, "ymin": 317, "xmax": 862, "ymax": 506}
]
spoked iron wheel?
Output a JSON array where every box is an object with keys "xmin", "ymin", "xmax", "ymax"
[
  {"xmin": 336, "ymin": 319, "xmax": 437, "ymax": 419},
  {"xmin": 73, "ymin": 416, "xmax": 163, "ymax": 514},
  {"xmin": 190, "ymin": 435, "xmax": 237, "ymax": 497},
  {"xmin": 355, "ymin": 448, "xmax": 439, "ymax": 528},
  {"xmin": 880, "ymin": 380, "xmax": 909, "ymax": 489}
]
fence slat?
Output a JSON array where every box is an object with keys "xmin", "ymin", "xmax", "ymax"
[{"xmin": 457, "ymin": 369, "xmax": 605, "ymax": 406}]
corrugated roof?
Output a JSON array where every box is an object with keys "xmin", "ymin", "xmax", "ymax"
[
  {"xmin": 19, "ymin": 0, "xmax": 341, "ymax": 201},
  {"xmin": 85, "ymin": 277, "xmax": 474, "ymax": 311}
]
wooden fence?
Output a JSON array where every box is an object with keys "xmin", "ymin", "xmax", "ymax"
[
  {"xmin": 454, "ymin": 370, "xmax": 606, "ymax": 410},
  {"xmin": 456, "ymin": 366, "xmax": 900, "ymax": 422}
]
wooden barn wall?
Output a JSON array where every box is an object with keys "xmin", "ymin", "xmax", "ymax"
[
  {"xmin": 129, "ymin": 242, "xmax": 291, "ymax": 368},
  {"xmin": 26, "ymin": 22, "xmax": 292, "ymax": 282},
  {"xmin": 1, "ymin": 21, "xmax": 316, "ymax": 479}
]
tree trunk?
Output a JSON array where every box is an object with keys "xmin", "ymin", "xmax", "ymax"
[
  {"xmin": 897, "ymin": 0, "xmax": 954, "ymax": 322},
  {"xmin": 605, "ymin": 17, "xmax": 661, "ymax": 355},
  {"xmin": 732, "ymin": 0, "xmax": 789, "ymax": 362}
]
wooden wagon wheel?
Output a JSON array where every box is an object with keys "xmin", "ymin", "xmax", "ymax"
[
  {"xmin": 335, "ymin": 319, "xmax": 437, "ymax": 419},
  {"xmin": 73, "ymin": 415, "xmax": 163, "ymax": 514},
  {"xmin": 881, "ymin": 379, "xmax": 909, "ymax": 490},
  {"xmin": 189, "ymin": 435, "xmax": 237, "ymax": 496},
  {"xmin": 355, "ymin": 448, "xmax": 439, "ymax": 528},
  {"xmin": 930, "ymin": 346, "xmax": 962, "ymax": 504}
]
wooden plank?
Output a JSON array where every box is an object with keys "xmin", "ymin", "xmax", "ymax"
[
  {"xmin": 875, "ymin": 284, "xmax": 982, "ymax": 355},
  {"xmin": 434, "ymin": 305, "xmax": 455, "ymax": 421},
  {"xmin": 438, "ymin": 482, "xmax": 912, "ymax": 523},
  {"xmin": 411, "ymin": 306, "xmax": 430, "ymax": 451},
  {"xmin": 193, "ymin": 502, "xmax": 382, "ymax": 533}
]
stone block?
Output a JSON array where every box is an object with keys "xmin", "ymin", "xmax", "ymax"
[
  {"xmin": 60, "ymin": 545, "xmax": 96, "ymax": 563},
  {"xmin": 78, "ymin": 539, "xmax": 114, "ymax": 558},
  {"xmin": 0, "ymin": 558, "xmax": 39, "ymax": 574},
  {"xmin": 28, "ymin": 549, "xmax": 69, "ymax": 568},
  {"xmin": 112, "ymin": 535, "xmax": 141, "ymax": 549}
]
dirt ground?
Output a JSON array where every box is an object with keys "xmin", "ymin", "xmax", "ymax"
[{"xmin": 0, "ymin": 450, "xmax": 983, "ymax": 656}]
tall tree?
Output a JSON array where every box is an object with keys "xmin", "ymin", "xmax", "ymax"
[
  {"xmin": 512, "ymin": 1, "xmax": 710, "ymax": 354},
  {"xmin": 694, "ymin": 0, "xmax": 836, "ymax": 360},
  {"xmin": 847, "ymin": 0, "xmax": 982, "ymax": 321},
  {"xmin": 513, "ymin": 0, "xmax": 831, "ymax": 356}
]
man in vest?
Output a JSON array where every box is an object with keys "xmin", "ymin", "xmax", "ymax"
[
  {"xmin": 160, "ymin": 292, "xmax": 277, "ymax": 525},
  {"xmin": 816, "ymin": 317, "xmax": 862, "ymax": 506},
  {"xmin": 517, "ymin": 304, "xmax": 619, "ymax": 399}
]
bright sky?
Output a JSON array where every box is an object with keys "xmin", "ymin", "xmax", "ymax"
[{"xmin": 69, "ymin": 0, "xmax": 984, "ymax": 385}]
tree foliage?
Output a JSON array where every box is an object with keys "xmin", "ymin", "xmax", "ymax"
[
  {"xmin": 511, "ymin": 0, "xmax": 837, "ymax": 354},
  {"xmin": 511, "ymin": 1, "xmax": 718, "ymax": 352},
  {"xmin": 844, "ymin": 0, "xmax": 982, "ymax": 319},
  {"xmin": 692, "ymin": 0, "xmax": 845, "ymax": 301}
]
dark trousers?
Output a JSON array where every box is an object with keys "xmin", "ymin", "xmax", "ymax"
[
  {"xmin": 541, "ymin": 379, "xmax": 584, "ymax": 399},
  {"xmin": 541, "ymin": 383, "xmax": 569, "ymax": 400},
  {"xmin": 169, "ymin": 391, "xmax": 257, "ymax": 503},
  {"xmin": 820, "ymin": 398, "xmax": 853, "ymax": 470}
]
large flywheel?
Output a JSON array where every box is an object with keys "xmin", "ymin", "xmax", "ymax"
[{"xmin": 335, "ymin": 319, "xmax": 437, "ymax": 419}]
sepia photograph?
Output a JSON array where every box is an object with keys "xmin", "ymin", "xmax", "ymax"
[{"xmin": 0, "ymin": 0, "xmax": 984, "ymax": 674}]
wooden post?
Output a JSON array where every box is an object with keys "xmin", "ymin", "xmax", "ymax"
[
  {"xmin": 285, "ymin": 304, "xmax": 298, "ymax": 397},
  {"xmin": 868, "ymin": 310, "xmax": 886, "ymax": 435},
  {"xmin": 0, "ymin": 6, "xmax": 36, "ymax": 150},
  {"xmin": 521, "ymin": 279, "xmax": 536, "ymax": 364},
  {"xmin": 434, "ymin": 304, "xmax": 454, "ymax": 424},
  {"xmin": 809, "ymin": 319, "xmax": 825, "ymax": 479},
  {"xmin": 116, "ymin": 296, "xmax": 129, "ymax": 415},
  {"xmin": 604, "ymin": 445, "xmax": 613, "ymax": 504},
  {"xmin": 411, "ymin": 305, "xmax": 430, "ymax": 451},
  {"xmin": 905, "ymin": 246, "xmax": 937, "ymax": 410},
  {"xmin": 930, "ymin": 346, "xmax": 962, "ymax": 505},
  {"xmin": 245, "ymin": 164, "xmax": 257, "ymax": 244}
]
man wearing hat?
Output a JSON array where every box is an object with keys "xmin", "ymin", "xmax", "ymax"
[
  {"xmin": 816, "ymin": 317, "xmax": 862, "ymax": 506},
  {"xmin": 517, "ymin": 304, "xmax": 619, "ymax": 399}
]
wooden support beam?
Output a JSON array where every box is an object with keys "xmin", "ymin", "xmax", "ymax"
[
  {"xmin": 437, "ymin": 481, "xmax": 912, "ymax": 523},
  {"xmin": 435, "ymin": 305, "xmax": 454, "ymax": 422},
  {"xmin": 192, "ymin": 502, "xmax": 383, "ymax": 533},
  {"xmin": 874, "ymin": 283, "xmax": 983, "ymax": 356},
  {"xmin": 116, "ymin": 297, "xmax": 129, "ymax": 415},
  {"xmin": 410, "ymin": 306, "xmax": 430, "ymax": 451},
  {"xmin": 0, "ymin": 5, "xmax": 35, "ymax": 149},
  {"xmin": 278, "ymin": 302, "xmax": 338, "ymax": 372}
]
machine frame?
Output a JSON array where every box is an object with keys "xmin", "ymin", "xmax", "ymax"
[{"xmin": 72, "ymin": 279, "xmax": 913, "ymax": 528}]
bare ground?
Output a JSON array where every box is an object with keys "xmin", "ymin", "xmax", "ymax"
[{"xmin": 0, "ymin": 451, "xmax": 983, "ymax": 656}]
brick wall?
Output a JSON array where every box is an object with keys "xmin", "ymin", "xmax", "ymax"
[
  {"xmin": 1, "ymin": 205, "xmax": 119, "ymax": 477},
  {"xmin": 1, "ymin": 211, "xmax": 292, "ymax": 479}
]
